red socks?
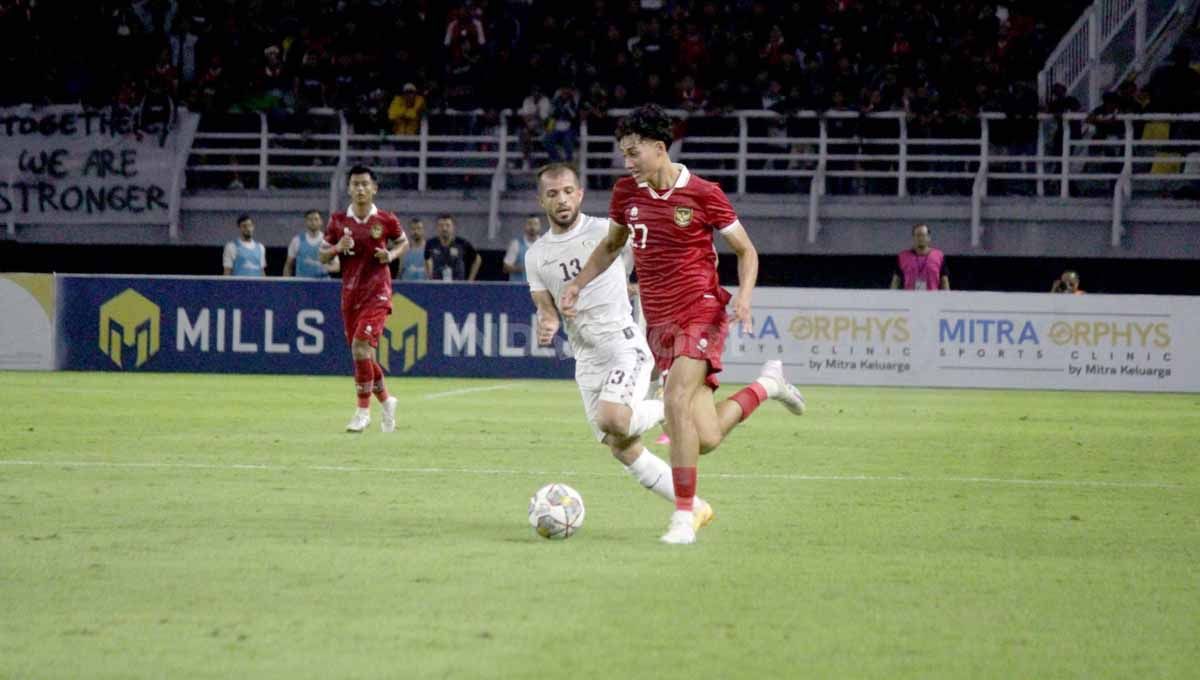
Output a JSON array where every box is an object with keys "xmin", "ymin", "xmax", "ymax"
[
  {"xmin": 353, "ymin": 359, "xmax": 373, "ymax": 408},
  {"xmin": 730, "ymin": 382, "xmax": 768, "ymax": 422},
  {"xmin": 672, "ymin": 467, "xmax": 697, "ymax": 511},
  {"xmin": 371, "ymin": 361, "xmax": 389, "ymax": 402}
]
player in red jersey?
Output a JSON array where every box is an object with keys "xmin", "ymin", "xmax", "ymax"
[
  {"xmin": 319, "ymin": 165, "xmax": 409, "ymax": 433},
  {"xmin": 561, "ymin": 105, "xmax": 806, "ymax": 544}
]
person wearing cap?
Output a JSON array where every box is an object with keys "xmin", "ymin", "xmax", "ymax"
[
  {"xmin": 388, "ymin": 83, "xmax": 426, "ymax": 189},
  {"xmin": 388, "ymin": 82, "xmax": 425, "ymax": 136}
]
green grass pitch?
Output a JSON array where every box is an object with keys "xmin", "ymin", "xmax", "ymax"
[{"xmin": 1, "ymin": 371, "xmax": 1198, "ymax": 679}]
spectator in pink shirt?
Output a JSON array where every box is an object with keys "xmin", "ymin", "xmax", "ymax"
[{"xmin": 890, "ymin": 223, "xmax": 950, "ymax": 290}]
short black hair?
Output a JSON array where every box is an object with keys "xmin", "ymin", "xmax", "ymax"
[
  {"xmin": 347, "ymin": 165, "xmax": 376, "ymax": 182},
  {"xmin": 409, "ymin": 217, "xmax": 423, "ymax": 223},
  {"xmin": 614, "ymin": 104, "xmax": 674, "ymax": 146},
  {"xmin": 437, "ymin": 213, "xmax": 454, "ymax": 222},
  {"xmin": 535, "ymin": 162, "xmax": 580, "ymax": 187},
  {"xmin": 237, "ymin": 214, "xmax": 252, "ymax": 225},
  {"xmin": 304, "ymin": 209, "xmax": 320, "ymax": 217}
]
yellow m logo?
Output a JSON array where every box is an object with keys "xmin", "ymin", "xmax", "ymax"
[
  {"xmin": 99, "ymin": 289, "xmax": 161, "ymax": 368},
  {"xmin": 380, "ymin": 293, "xmax": 427, "ymax": 373}
]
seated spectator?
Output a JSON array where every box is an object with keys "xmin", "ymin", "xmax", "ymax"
[
  {"xmin": 293, "ymin": 49, "xmax": 329, "ymax": 112},
  {"xmin": 545, "ymin": 85, "xmax": 580, "ymax": 162},
  {"xmin": 517, "ymin": 84, "xmax": 550, "ymax": 170},
  {"xmin": 388, "ymin": 83, "xmax": 425, "ymax": 188},
  {"xmin": 1051, "ymin": 270, "xmax": 1084, "ymax": 294},
  {"xmin": 388, "ymin": 82, "xmax": 425, "ymax": 136}
]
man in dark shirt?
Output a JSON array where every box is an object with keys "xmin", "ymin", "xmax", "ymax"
[{"xmin": 424, "ymin": 214, "xmax": 481, "ymax": 281}]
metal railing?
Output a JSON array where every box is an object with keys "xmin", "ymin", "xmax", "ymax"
[
  {"xmin": 185, "ymin": 108, "xmax": 1200, "ymax": 244},
  {"xmin": 1038, "ymin": 0, "xmax": 1196, "ymax": 109}
]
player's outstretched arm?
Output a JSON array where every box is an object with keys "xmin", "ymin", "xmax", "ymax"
[
  {"xmin": 722, "ymin": 223, "xmax": 759, "ymax": 334},
  {"xmin": 561, "ymin": 221, "xmax": 630, "ymax": 316},
  {"xmin": 577, "ymin": 220, "xmax": 630, "ymax": 288},
  {"xmin": 529, "ymin": 290, "xmax": 560, "ymax": 346}
]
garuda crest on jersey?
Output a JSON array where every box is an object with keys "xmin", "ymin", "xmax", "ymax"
[
  {"xmin": 673, "ymin": 207, "xmax": 693, "ymax": 227},
  {"xmin": 370, "ymin": 222, "xmax": 383, "ymax": 239}
]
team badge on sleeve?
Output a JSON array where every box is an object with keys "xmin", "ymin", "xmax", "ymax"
[{"xmin": 673, "ymin": 207, "xmax": 693, "ymax": 227}]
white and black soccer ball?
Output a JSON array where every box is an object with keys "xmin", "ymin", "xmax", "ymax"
[{"xmin": 528, "ymin": 483, "xmax": 586, "ymax": 539}]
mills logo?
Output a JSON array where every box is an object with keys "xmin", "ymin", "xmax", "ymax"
[
  {"xmin": 99, "ymin": 288, "xmax": 160, "ymax": 368},
  {"xmin": 380, "ymin": 293, "xmax": 427, "ymax": 373}
]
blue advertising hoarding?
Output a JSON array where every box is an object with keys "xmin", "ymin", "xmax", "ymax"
[{"xmin": 56, "ymin": 275, "xmax": 574, "ymax": 379}]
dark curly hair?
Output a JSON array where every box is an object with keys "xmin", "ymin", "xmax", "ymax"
[{"xmin": 614, "ymin": 104, "xmax": 673, "ymax": 146}]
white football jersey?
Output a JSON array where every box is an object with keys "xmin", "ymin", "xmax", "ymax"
[{"xmin": 526, "ymin": 213, "xmax": 634, "ymax": 351}]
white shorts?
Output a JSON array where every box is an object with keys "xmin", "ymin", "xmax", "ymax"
[{"xmin": 575, "ymin": 327, "xmax": 653, "ymax": 442}]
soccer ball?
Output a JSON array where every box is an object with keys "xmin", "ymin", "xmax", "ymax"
[{"xmin": 528, "ymin": 483, "xmax": 586, "ymax": 539}]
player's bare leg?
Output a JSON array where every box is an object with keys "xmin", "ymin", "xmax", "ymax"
[
  {"xmin": 692, "ymin": 388, "xmax": 731, "ymax": 455},
  {"xmin": 660, "ymin": 356, "xmax": 709, "ymax": 544},
  {"xmin": 649, "ymin": 368, "xmax": 671, "ymax": 445},
  {"xmin": 693, "ymin": 367, "xmax": 805, "ymax": 454},
  {"xmin": 689, "ymin": 360, "xmax": 807, "ymax": 452}
]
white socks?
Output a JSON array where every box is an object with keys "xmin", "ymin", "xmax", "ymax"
[
  {"xmin": 625, "ymin": 448, "xmax": 675, "ymax": 502},
  {"xmin": 625, "ymin": 399, "xmax": 665, "ymax": 437}
]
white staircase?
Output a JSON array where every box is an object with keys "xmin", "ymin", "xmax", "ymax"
[{"xmin": 1039, "ymin": 0, "xmax": 1200, "ymax": 109}]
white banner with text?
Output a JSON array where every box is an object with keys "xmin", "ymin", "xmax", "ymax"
[
  {"xmin": 719, "ymin": 288, "xmax": 1197, "ymax": 393},
  {"xmin": 0, "ymin": 105, "xmax": 198, "ymax": 224}
]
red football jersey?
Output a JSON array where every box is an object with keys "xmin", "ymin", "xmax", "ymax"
[
  {"xmin": 608, "ymin": 165, "xmax": 739, "ymax": 326},
  {"xmin": 324, "ymin": 205, "xmax": 405, "ymax": 311}
]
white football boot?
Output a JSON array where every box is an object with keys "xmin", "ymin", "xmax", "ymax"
[
  {"xmin": 660, "ymin": 510, "xmax": 697, "ymax": 544},
  {"xmin": 758, "ymin": 359, "xmax": 806, "ymax": 415},
  {"xmin": 345, "ymin": 408, "xmax": 370, "ymax": 433},
  {"xmin": 380, "ymin": 396, "xmax": 399, "ymax": 433}
]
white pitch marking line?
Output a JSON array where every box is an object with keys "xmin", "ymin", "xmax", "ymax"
[
  {"xmin": 0, "ymin": 460, "xmax": 1183, "ymax": 489},
  {"xmin": 422, "ymin": 384, "xmax": 517, "ymax": 400}
]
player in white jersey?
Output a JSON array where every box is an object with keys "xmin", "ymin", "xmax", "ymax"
[{"xmin": 525, "ymin": 163, "xmax": 713, "ymax": 530}]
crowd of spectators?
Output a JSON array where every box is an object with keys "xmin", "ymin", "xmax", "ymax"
[
  {"xmin": 9, "ymin": 0, "xmax": 1199, "ymax": 197},
  {"xmin": 4, "ymin": 0, "xmax": 1094, "ymax": 127}
]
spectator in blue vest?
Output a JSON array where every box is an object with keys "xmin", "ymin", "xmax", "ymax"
[
  {"xmin": 400, "ymin": 217, "xmax": 429, "ymax": 280},
  {"xmin": 222, "ymin": 214, "xmax": 267, "ymax": 276},
  {"xmin": 503, "ymin": 214, "xmax": 543, "ymax": 282},
  {"xmin": 284, "ymin": 209, "xmax": 340, "ymax": 278}
]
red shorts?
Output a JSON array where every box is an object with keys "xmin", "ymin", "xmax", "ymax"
[
  {"xmin": 645, "ymin": 300, "xmax": 728, "ymax": 391},
  {"xmin": 343, "ymin": 306, "xmax": 389, "ymax": 347}
]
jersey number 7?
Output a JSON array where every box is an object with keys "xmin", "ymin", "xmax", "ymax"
[{"xmin": 627, "ymin": 223, "xmax": 648, "ymax": 249}]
